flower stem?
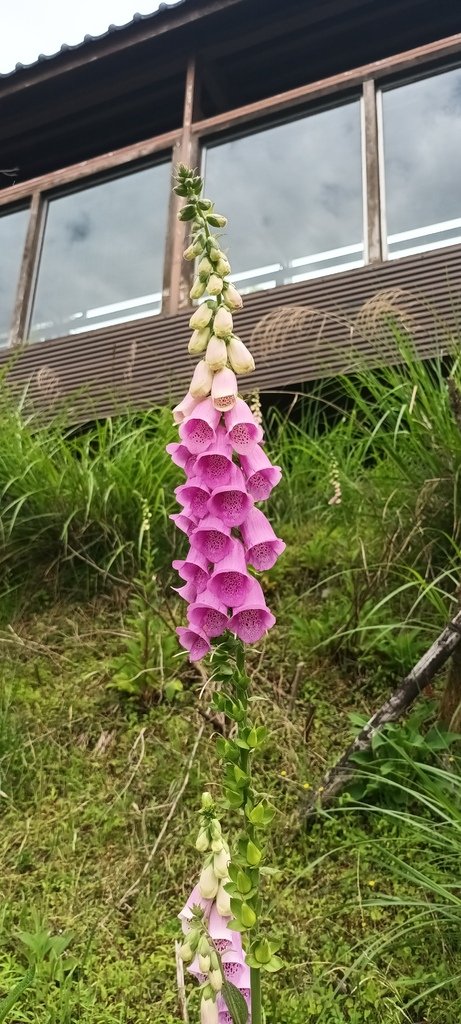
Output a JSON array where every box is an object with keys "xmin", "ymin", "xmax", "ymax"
[{"xmin": 250, "ymin": 966, "xmax": 262, "ymax": 1024}]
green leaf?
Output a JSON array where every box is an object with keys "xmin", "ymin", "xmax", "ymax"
[
  {"xmin": 0, "ymin": 966, "xmax": 35, "ymax": 1023},
  {"xmin": 222, "ymin": 980, "xmax": 249, "ymax": 1024},
  {"xmin": 263, "ymin": 954, "xmax": 284, "ymax": 973}
]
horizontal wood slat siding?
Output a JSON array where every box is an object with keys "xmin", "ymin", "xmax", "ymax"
[{"xmin": 1, "ymin": 245, "xmax": 460, "ymax": 421}]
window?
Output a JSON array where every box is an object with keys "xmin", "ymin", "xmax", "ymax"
[
  {"xmin": 381, "ymin": 67, "xmax": 461, "ymax": 259},
  {"xmin": 0, "ymin": 206, "xmax": 29, "ymax": 346},
  {"xmin": 203, "ymin": 101, "xmax": 364, "ymax": 295},
  {"xmin": 29, "ymin": 161, "xmax": 171, "ymax": 342}
]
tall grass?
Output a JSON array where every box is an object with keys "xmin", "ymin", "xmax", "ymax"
[{"xmin": 0, "ymin": 390, "xmax": 180, "ymax": 610}]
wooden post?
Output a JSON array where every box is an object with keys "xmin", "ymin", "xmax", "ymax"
[
  {"xmin": 9, "ymin": 191, "xmax": 45, "ymax": 346},
  {"xmin": 362, "ymin": 79, "xmax": 383, "ymax": 265},
  {"xmin": 162, "ymin": 57, "xmax": 199, "ymax": 316}
]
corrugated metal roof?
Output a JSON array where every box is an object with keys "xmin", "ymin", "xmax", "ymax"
[{"xmin": 0, "ymin": 0, "xmax": 189, "ymax": 80}]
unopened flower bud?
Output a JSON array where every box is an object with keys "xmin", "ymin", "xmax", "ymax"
[
  {"xmin": 190, "ymin": 360, "xmax": 213, "ymax": 399},
  {"xmin": 198, "ymin": 935, "xmax": 211, "ymax": 957},
  {"xmin": 212, "ymin": 367, "xmax": 238, "ymax": 411},
  {"xmin": 209, "ymin": 246, "xmax": 221, "ymax": 262},
  {"xmin": 254, "ymin": 938, "xmax": 272, "ymax": 964},
  {"xmin": 213, "ymin": 848, "xmax": 229, "ymax": 879},
  {"xmin": 211, "ymin": 837, "xmax": 223, "ymax": 853},
  {"xmin": 199, "ymin": 953, "xmax": 211, "ymax": 973},
  {"xmin": 179, "ymin": 941, "xmax": 194, "ymax": 961},
  {"xmin": 213, "ymin": 307, "xmax": 233, "ymax": 339},
  {"xmin": 227, "ymin": 336, "xmax": 255, "ymax": 375},
  {"xmin": 198, "ymin": 256, "xmax": 214, "ymax": 279},
  {"xmin": 195, "ymin": 829, "xmax": 209, "ymax": 853},
  {"xmin": 246, "ymin": 840, "xmax": 262, "ymax": 866},
  {"xmin": 209, "ymin": 969, "xmax": 223, "ymax": 993},
  {"xmin": 205, "ymin": 336, "xmax": 227, "ymax": 372},
  {"xmin": 199, "ymin": 864, "xmax": 219, "ymax": 899},
  {"xmin": 184, "ymin": 239, "xmax": 204, "ymax": 260},
  {"xmin": 189, "ymin": 304, "xmax": 214, "ymax": 330},
  {"xmin": 188, "ymin": 328, "xmax": 210, "ymax": 355},
  {"xmin": 172, "ymin": 391, "xmax": 197, "ymax": 424},
  {"xmin": 216, "ymin": 880, "xmax": 231, "ymax": 917},
  {"xmin": 207, "ymin": 213, "xmax": 227, "ymax": 228},
  {"xmin": 215, "ymin": 256, "xmax": 231, "ymax": 276},
  {"xmin": 188, "ymin": 930, "xmax": 200, "ymax": 952},
  {"xmin": 223, "ymin": 284, "xmax": 243, "ymax": 310},
  {"xmin": 190, "ymin": 277, "xmax": 207, "ymax": 301},
  {"xmin": 200, "ymin": 995, "xmax": 218, "ymax": 1024},
  {"xmin": 240, "ymin": 902, "xmax": 257, "ymax": 928},
  {"xmin": 207, "ymin": 274, "xmax": 224, "ymax": 296},
  {"xmin": 210, "ymin": 950, "xmax": 220, "ymax": 971},
  {"xmin": 210, "ymin": 820, "xmax": 221, "ymax": 838}
]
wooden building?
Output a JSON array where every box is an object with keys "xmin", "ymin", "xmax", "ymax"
[{"xmin": 1, "ymin": 0, "xmax": 461, "ymax": 418}]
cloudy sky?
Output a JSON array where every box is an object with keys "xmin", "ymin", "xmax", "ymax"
[{"xmin": 0, "ymin": 0, "xmax": 168, "ymax": 72}]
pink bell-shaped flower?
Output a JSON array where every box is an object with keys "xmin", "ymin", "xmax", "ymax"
[
  {"xmin": 179, "ymin": 398, "xmax": 221, "ymax": 454},
  {"xmin": 208, "ymin": 903, "xmax": 239, "ymax": 953},
  {"xmin": 188, "ymin": 587, "xmax": 228, "ymax": 638},
  {"xmin": 169, "ymin": 512, "xmax": 197, "ymax": 538},
  {"xmin": 240, "ymin": 506, "xmax": 286, "ymax": 570},
  {"xmin": 224, "ymin": 398, "xmax": 263, "ymax": 454},
  {"xmin": 239, "ymin": 444, "xmax": 282, "ymax": 501},
  {"xmin": 228, "ymin": 577, "xmax": 276, "ymax": 643},
  {"xmin": 209, "ymin": 539, "xmax": 253, "ymax": 608},
  {"xmin": 172, "ymin": 391, "xmax": 199, "ymax": 424},
  {"xmin": 207, "ymin": 466, "xmax": 253, "ymax": 527},
  {"xmin": 172, "ymin": 546, "xmax": 209, "ymax": 594},
  {"xmin": 191, "ymin": 515, "xmax": 233, "ymax": 563},
  {"xmin": 195, "ymin": 426, "xmax": 235, "ymax": 489},
  {"xmin": 173, "ymin": 580, "xmax": 197, "ymax": 603},
  {"xmin": 166, "ymin": 442, "xmax": 196, "ymax": 475},
  {"xmin": 176, "ymin": 625, "xmax": 211, "ymax": 662},
  {"xmin": 175, "ymin": 478, "xmax": 210, "ymax": 520},
  {"xmin": 211, "ymin": 367, "xmax": 238, "ymax": 412}
]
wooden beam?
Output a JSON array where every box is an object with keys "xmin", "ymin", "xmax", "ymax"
[
  {"xmin": 191, "ymin": 32, "xmax": 461, "ymax": 138},
  {"xmin": 164, "ymin": 58, "xmax": 200, "ymax": 317},
  {"xmin": 362, "ymin": 79, "xmax": 382, "ymax": 264},
  {"xmin": 9, "ymin": 191, "xmax": 44, "ymax": 346},
  {"xmin": 0, "ymin": 128, "xmax": 181, "ymax": 207}
]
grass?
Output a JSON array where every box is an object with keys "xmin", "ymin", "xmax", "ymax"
[{"xmin": 2, "ymin": 342, "xmax": 461, "ymax": 1020}]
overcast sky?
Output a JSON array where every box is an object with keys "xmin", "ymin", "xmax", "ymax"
[{"xmin": 0, "ymin": 0, "xmax": 169, "ymax": 73}]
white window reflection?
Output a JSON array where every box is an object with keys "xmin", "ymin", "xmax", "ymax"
[
  {"xmin": 29, "ymin": 162, "xmax": 170, "ymax": 342},
  {"xmin": 203, "ymin": 102, "xmax": 364, "ymax": 295},
  {"xmin": 381, "ymin": 67, "xmax": 461, "ymax": 259},
  {"xmin": 0, "ymin": 206, "xmax": 29, "ymax": 347}
]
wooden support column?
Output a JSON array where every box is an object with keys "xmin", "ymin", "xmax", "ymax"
[
  {"xmin": 362, "ymin": 79, "xmax": 383, "ymax": 265},
  {"xmin": 9, "ymin": 191, "xmax": 45, "ymax": 346},
  {"xmin": 162, "ymin": 57, "xmax": 200, "ymax": 316}
]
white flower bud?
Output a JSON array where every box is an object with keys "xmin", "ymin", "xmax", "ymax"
[
  {"xmin": 184, "ymin": 239, "xmax": 204, "ymax": 260},
  {"xmin": 179, "ymin": 941, "xmax": 194, "ymax": 961},
  {"xmin": 200, "ymin": 996, "xmax": 218, "ymax": 1024},
  {"xmin": 216, "ymin": 880, "xmax": 231, "ymax": 917},
  {"xmin": 223, "ymin": 284, "xmax": 243, "ymax": 310},
  {"xmin": 205, "ymin": 336, "xmax": 227, "ymax": 372},
  {"xmin": 211, "ymin": 837, "xmax": 223, "ymax": 853},
  {"xmin": 188, "ymin": 328, "xmax": 210, "ymax": 355},
  {"xmin": 195, "ymin": 829, "xmax": 210, "ymax": 853},
  {"xmin": 190, "ymin": 359, "xmax": 213, "ymax": 399},
  {"xmin": 189, "ymin": 304, "xmax": 213, "ymax": 330},
  {"xmin": 198, "ymin": 863, "xmax": 219, "ymax": 899},
  {"xmin": 190, "ymin": 277, "xmax": 207, "ymax": 301},
  {"xmin": 207, "ymin": 274, "xmax": 224, "ymax": 296},
  {"xmin": 213, "ymin": 848, "xmax": 229, "ymax": 879},
  {"xmin": 198, "ymin": 256, "xmax": 214, "ymax": 279},
  {"xmin": 201, "ymin": 792, "xmax": 214, "ymax": 810},
  {"xmin": 199, "ymin": 953, "xmax": 211, "ymax": 973},
  {"xmin": 209, "ymin": 969, "xmax": 223, "ymax": 993},
  {"xmin": 209, "ymin": 247, "xmax": 221, "ymax": 262},
  {"xmin": 213, "ymin": 307, "xmax": 233, "ymax": 339},
  {"xmin": 215, "ymin": 256, "xmax": 231, "ymax": 276},
  {"xmin": 210, "ymin": 950, "xmax": 220, "ymax": 971},
  {"xmin": 227, "ymin": 336, "xmax": 255, "ymax": 375}
]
